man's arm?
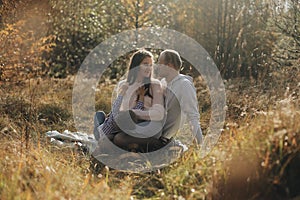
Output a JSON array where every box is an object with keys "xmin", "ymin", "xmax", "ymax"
[{"xmin": 178, "ymin": 80, "xmax": 203, "ymax": 145}]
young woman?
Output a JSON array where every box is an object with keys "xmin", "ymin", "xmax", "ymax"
[{"xmin": 93, "ymin": 49, "xmax": 165, "ymax": 146}]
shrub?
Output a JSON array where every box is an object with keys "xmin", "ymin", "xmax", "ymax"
[
  {"xmin": 0, "ymin": 95, "xmax": 33, "ymax": 121},
  {"xmin": 0, "ymin": 20, "xmax": 55, "ymax": 82},
  {"xmin": 37, "ymin": 104, "xmax": 71, "ymax": 125}
]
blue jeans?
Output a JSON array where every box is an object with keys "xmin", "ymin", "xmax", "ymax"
[{"xmin": 93, "ymin": 111, "xmax": 106, "ymax": 140}]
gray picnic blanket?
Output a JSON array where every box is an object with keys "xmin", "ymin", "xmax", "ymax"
[
  {"xmin": 45, "ymin": 130, "xmax": 98, "ymax": 154},
  {"xmin": 46, "ymin": 130, "xmax": 188, "ymax": 154},
  {"xmin": 45, "ymin": 130, "xmax": 189, "ymax": 172}
]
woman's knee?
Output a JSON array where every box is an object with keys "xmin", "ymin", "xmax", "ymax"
[
  {"xmin": 113, "ymin": 133, "xmax": 126, "ymax": 146},
  {"xmin": 94, "ymin": 111, "xmax": 106, "ymax": 125}
]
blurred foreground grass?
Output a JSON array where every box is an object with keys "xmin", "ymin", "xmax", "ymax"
[{"xmin": 0, "ymin": 76, "xmax": 299, "ymax": 199}]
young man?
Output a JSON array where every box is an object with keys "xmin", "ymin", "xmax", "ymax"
[{"xmin": 157, "ymin": 49, "xmax": 203, "ymax": 146}]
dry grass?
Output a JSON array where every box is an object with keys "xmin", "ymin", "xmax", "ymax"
[{"xmin": 0, "ymin": 74, "xmax": 299, "ymax": 199}]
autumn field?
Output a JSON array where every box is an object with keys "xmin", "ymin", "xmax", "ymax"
[
  {"xmin": 0, "ymin": 70, "xmax": 299, "ymax": 200},
  {"xmin": 1, "ymin": 0, "xmax": 300, "ymax": 199}
]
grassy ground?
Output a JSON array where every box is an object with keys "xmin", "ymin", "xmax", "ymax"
[{"xmin": 0, "ymin": 74, "xmax": 299, "ymax": 199}]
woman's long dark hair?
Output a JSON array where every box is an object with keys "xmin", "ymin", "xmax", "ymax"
[{"xmin": 127, "ymin": 50, "xmax": 153, "ymax": 98}]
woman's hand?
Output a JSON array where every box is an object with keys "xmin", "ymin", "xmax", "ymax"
[
  {"xmin": 137, "ymin": 86, "xmax": 148, "ymax": 102},
  {"xmin": 131, "ymin": 80, "xmax": 165, "ymax": 121},
  {"xmin": 119, "ymin": 82, "xmax": 129, "ymax": 96}
]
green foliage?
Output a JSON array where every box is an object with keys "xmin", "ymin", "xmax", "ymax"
[
  {"xmin": 46, "ymin": 0, "xmax": 171, "ymax": 78},
  {"xmin": 169, "ymin": 0, "xmax": 276, "ymax": 79},
  {"xmin": 1, "ymin": 0, "xmax": 298, "ymax": 81},
  {"xmin": 269, "ymin": 0, "xmax": 300, "ymax": 67}
]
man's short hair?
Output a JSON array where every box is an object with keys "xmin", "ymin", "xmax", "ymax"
[{"xmin": 160, "ymin": 49, "xmax": 182, "ymax": 71}]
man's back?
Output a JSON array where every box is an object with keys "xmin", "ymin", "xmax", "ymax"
[
  {"xmin": 162, "ymin": 86, "xmax": 181, "ymax": 139},
  {"xmin": 162, "ymin": 74, "xmax": 198, "ymax": 139}
]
